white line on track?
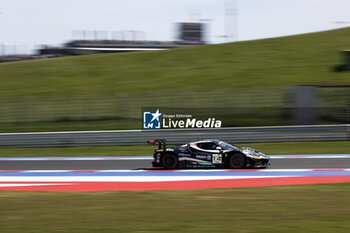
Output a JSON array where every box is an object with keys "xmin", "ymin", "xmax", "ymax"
[
  {"xmin": 0, "ymin": 175, "xmax": 293, "ymax": 182},
  {"xmin": 19, "ymin": 170, "xmax": 72, "ymax": 173},
  {"xmin": 1, "ymin": 168, "xmax": 350, "ymax": 173},
  {"xmin": 270, "ymin": 155, "xmax": 350, "ymax": 159},
  {"xmin": 0, "ymin": 183, "xmax": 72, "ymax": 187},
  {"xmin": 0, "ymin": 154, "xmax": 349, "ymax": 161}
]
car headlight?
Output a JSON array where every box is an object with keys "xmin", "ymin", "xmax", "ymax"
[{"xmin": 244, "ymin": 151, "xmax": 255, "ymax": 158}]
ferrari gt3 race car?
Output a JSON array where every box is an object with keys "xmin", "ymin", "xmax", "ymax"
[{"xmin": 148, "ymin": 139, "xmax": 270, "ymax": 169}]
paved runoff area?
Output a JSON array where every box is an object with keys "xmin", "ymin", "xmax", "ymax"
[{"xmin": 0, "ymin": 154, "xmax": 349, "ymax": 191}]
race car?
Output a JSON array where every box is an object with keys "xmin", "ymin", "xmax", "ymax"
[{"xmin": 148, "ymin": 139, "xmax": 270, "ymax": 169}]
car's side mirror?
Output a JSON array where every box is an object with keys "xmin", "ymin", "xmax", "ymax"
[{"xmin": 216, "ymin": 146, "xmax": 222, "ymax": 150}]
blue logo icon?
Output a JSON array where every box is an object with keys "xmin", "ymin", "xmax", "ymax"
[{"xmin": 143, "ymin": 109, "xmax": 162, "ymax": 129}]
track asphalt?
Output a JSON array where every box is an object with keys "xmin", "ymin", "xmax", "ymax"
[
  {"xmin": 0, "ymin": 157, "xmax": 349, "ymax": 170},
  {"xmin": 0, "ymin": 155, "xmax": 348, "ymax": 191}
]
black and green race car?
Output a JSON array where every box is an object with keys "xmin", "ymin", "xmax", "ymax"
[{"xmin": 148, "ymin": 139, "xmax": 270, "ymax": 169}]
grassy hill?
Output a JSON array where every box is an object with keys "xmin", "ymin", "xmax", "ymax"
[
  {"xmin": 0, "ymin": 27, "xmax": 349, "ymax": 97},
  {"xmin": 0, "ymin": 28, "xmax": 349, "ymax": 132}
]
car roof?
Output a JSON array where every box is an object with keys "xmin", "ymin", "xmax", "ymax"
[{"xmin": 190, "ymin": 139, "xmax": 220, "ymax": 144}]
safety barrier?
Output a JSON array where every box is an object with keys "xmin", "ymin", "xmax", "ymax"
[{"xmin": 0, "ymin": 124, "xmax": 348, "ymax": 148}]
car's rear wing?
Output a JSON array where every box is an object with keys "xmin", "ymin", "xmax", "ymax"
[{"xmin": 147, "ymin": 139, "xmax": 167, "ymax": 149}]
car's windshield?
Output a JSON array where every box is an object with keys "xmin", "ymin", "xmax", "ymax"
[{"xmin": 217, "ymin": 141, "xmax": 237, "ymax": 150}]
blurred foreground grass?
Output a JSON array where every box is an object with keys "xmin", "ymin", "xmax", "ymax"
[
  {"xmin": 0, "ymin": 141, "xmax": 349, "ymax": 157},
  {"xmin": 0, "ymin": 183, "xmax": 349, "ymax": 232}
]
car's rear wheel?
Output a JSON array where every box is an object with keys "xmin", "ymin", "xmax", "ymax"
[
  {"xmin": 228, "ymin": 153, "xmax": 246, "ymax": 169},
  {"xmin": 161, "ymin": 153, "xmax": 178, "ymax": 169}
]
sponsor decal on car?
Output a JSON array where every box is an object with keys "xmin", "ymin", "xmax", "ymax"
[
  {"xmin": 196, "ymin": 155, "xmax": 207, "ymax": 159},
  {"xmin": 178, "ymin": 153, "xmax": 191, "ymax": 157},
  {"xmin": 212, "ymin": 154, "xmax": 222, "ymax": 164},
  {"xmin": 197, "ymin": 161, "xmax": 213, "ymax": 165}
]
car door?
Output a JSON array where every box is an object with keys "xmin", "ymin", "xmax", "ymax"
[{"xmin": 192, "ymin": 142, "xmax": 222, "ymax": 164}]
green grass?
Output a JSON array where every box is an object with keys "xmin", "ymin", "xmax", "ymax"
[
  {"xmin": 0, "ymin": 28, "xmax": 349, "ymax": 132},
  {"xmin": 0, "ymin": 141, "xmax": 348, "ymax": 157},
  {"xmin": 0, "ymin": 28, "xmax": 349, "ymax": 97},
  {"xmin": 0, "ymin": 183, "xmax": 349, "ymax": 232}
]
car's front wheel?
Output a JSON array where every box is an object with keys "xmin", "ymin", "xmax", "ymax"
[
  {"xmin": 161, "ymin": 153, "xmax": 178, "ymax": 169},
  {"xmin": 228, "ymin": 153, "xmax": 246, "ymax": 169}
]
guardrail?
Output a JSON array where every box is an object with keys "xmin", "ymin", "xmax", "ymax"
[{"xmin": 0, "ymin": 125, "xmax": 348, "ymax": 148}]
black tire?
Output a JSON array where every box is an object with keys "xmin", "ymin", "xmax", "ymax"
[
  {"xmin": 228, "ymin": 153, "xmax": 246, "ymax": 169},
  {"xmin": 161, "ymin": 153, "xmax": 178, "ymax": 169}
]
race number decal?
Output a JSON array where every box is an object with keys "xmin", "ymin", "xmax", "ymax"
[{"xmin": 212, "ymin": 154, "xmax": 222, "ymax": 164}]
